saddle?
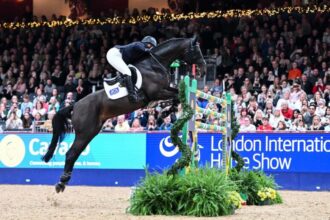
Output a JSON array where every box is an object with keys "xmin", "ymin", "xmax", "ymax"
[{"xmin": 103, "ymin": 65, "xmax": 143, "ymax": 100}]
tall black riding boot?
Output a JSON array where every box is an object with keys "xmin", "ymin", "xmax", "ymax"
[{"xmin": 124, "ymin": 75, "xmax": 139, "ymax": 103}]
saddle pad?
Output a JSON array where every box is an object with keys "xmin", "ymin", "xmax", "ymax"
[{"xmin": 103, "ymin": 65, "xmax": 142, "ymax": 100}]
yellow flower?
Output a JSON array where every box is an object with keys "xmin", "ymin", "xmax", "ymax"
[
  {"xmin": 228, "ymin": 191, "xmax": 244, "ymax": 209},
  {"xmin": 258, "ymin": 187, "xmax": 277, "ymax": 201}
]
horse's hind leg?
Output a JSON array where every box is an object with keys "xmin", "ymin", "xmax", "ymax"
[{"xmin": 55, "ymin": 132, "xmax": 97, "ymax": 193}]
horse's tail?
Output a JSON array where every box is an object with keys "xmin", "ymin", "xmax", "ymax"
[{"xmin": 42, "ymin": 105, "xmax": 74, "ymax": 162}]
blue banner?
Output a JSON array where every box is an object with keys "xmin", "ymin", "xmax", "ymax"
[
  {"xmin": 2, "ymin": 132, "xmax": 330, "ymax": 172},
  {"xmin": 0, "ymin": 133, "xmax": 146, "ymax": 169},
  {"xmin": 146, "ymin": 133, "xmax": 330, "ymax": 173}
]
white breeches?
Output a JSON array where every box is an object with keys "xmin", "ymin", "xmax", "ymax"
[{"xmin": 106, "ymin": 48, "xmax": 131, "ymax": 76}]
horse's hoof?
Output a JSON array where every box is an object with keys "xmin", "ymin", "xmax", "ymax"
[{"xmin": 55, "ymin": 182, "xmax": 65, "ymax": 193}]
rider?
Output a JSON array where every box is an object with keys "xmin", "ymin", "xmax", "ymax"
[{"xmin": 106, "ymin": 36, "xmax": 158, "ymax": 103}]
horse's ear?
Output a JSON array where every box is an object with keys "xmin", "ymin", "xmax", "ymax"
[{"xmin": 192, "ymin": 35, "xmax": 198, "ymax": 45}]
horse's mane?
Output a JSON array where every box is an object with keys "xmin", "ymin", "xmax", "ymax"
[{"xmin": 151, "ymin": 38, "xmax": 190, "ymax": 54}]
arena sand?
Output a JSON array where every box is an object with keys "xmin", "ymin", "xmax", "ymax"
[{"xmin": 0, "ymin": 185, "xmax": 329, "ymax": 220}]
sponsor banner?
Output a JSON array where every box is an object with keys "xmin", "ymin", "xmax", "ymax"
[
  {"xmin": 146, "ymin": 133, "xmax": 223, "ymax": 169},
  {"xmin": 0, "ymin": 133, "xmax": 146, "ymax": 169},
  {"xmin": 146, "ymin": 133, "xmax": 330, "ymax": 173}
]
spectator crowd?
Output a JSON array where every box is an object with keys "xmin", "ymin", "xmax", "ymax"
[{"xmin": 0, "ymin": 2, "xmax": 329, "ymax": 132}]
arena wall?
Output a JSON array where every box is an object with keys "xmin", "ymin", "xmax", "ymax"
[{"xmin": 1, "ymin": 132, "xmax": 330, "ymax": 190}]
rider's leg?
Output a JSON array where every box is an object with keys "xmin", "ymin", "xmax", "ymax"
[
  {"xmin": 106, "ymin": 48, "xmax": 139, "ymax": 102},
  {"xmin": 106, "ymin": 48, "xmax": 131, "ymax": 76}
]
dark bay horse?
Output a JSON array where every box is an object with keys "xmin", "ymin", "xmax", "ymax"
[{"xmin": 42, "ymin": 37, "xmax": 205, "ymax": 193}]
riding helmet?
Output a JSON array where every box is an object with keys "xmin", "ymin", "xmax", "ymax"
[{"xmin": 141, "ymin": 36, "xmax": 157, "ymax": 47}]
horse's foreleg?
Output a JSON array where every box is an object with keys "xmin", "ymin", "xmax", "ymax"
[
  {"xmin": 156, "ymin": 88, "xmax": 180, "ymax": 118},
  {"xmin": 55, "ymin": 133, "xmax": 96, "ymax": 193},
  {"xmin": 154, "ymin": 88, "xmax": 178, "ymax": 101}
]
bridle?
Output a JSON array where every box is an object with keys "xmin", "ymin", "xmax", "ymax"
[{"xmin": 149, "ymin": 39, "xmax": 200, "ymax": 76}]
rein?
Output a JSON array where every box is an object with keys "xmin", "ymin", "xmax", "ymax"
[{"xmin": 149, "ymin": 52, "xmax": 172, "ymax": 76}]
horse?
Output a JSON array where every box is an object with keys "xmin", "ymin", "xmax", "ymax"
[{"xmin": 42, "ymin": 37, "xmax": 206, "ymax": 193}]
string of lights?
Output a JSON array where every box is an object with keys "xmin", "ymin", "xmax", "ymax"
[{"xmin": 0, "ymin": 5, "xmax": 329, "ymax": 29}]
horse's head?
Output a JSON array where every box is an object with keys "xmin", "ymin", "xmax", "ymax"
[
  {"xmin": 182, "ymin": 36, "xmax": 206, "ymax": 66},
  {"xmin": 150, "ymin": 37, "xmax": 206, "ymax": 73}
]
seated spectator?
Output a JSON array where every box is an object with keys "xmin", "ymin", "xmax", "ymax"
[
  {"xmin": 7, "ymin": 103, "xmax": 22, "ymax": 119},
  {"xmin": 42, "ymin": 112, "xmax": 55, "ymax": 132},
  {"xmin": 315, "ymin": 99, "xmax": 327, "ymax": 117},
  {"xmin": 27, "ymin": 77, "xmax": 37, "ymax": 95},
  {"xmin": 3, "ymin": 83, "xmax": 15, "ymax": 100},
  {"xmin": 257, "ymin": 117, "xmax": 273, "ymax": 131},
  {"xmin": 264, "ymin": 108, "xmax": 274, "ymax": 119},
  {"xmin": 102, "ymin": 118, "xmax": 114, "ymax": 131},
  {"xmin": 280, "ymin": 101, "xmax": 293, "ymax": 120},
  {"xmin": 0, "ymin": 97, "xmax": 9, "ymax": 109},
  {"xmin": 276, "ymin": 120, "xmax": 288, "ymax": 131},
  {"xmin": 268, "ymin": 76, "xmax": 281, "ymax": 94},
  {"xmin": 20, "ymin": 94, "xmax": 33, "ymax": 114},
  {"xmin": 312, "ymin": 77, "xmax": 325, "ymax": 94},
  {"xmin": 309, "ymin": 115, "xmax": 324, "ymax": 131},
  {"xmin": 49, "ymin": 88, "xmax": 62, "ymax": 103},
  {"xmin": 263, "ymin": 99, "xmax": 274, "ymax": 114},
  {"xmin": 241, "ymin": 86, "xmax": 251, "ymax": 104},
  {"xmin": 312, "ymin": 91, "xmax": 323, "ymax": 105},
  {"xmin": 239, "ymin": 116, "xmax": 256, "ymax": 132},
  {"xmin": 257, "ymin": 85, "xmax": 268, "ymax": 108},
  {"xmin": 33, "ymin": 87, "xmax": 46, "ymax": 106},
  {"xmin": 76, "ymin": 78, "xmax": 88, "ymax": 101},
  {"xmin": 247, "ymin": 96, "xmax": 258, "ymax": 116},
  {"xmin": 210, "ymin": 78, "xmax": 223, "ymax": 95},
  {"xmin": 322, "ymin": 107, "xmax": 330, "ymax": 125},
  {"xmin": 0, "ymin": 103, "xmax": 7, "ymax": 121},
  {"xmin": 48, "ymin": 97, "xmax": 60, "ymax": 114},
  {"xmin": 228, "ymin": 87, "xmax": 238, "ymax": 102},
  {"xmin": 146, "ymin": 115, "xmax": 158, "ymax": 131},
  {"xmin": 5, "ymin": 111, "xmax": 23, "ymax": 130},
  {"xmin": 159, "ymin": 116, "xmax": 173, "ymax": 131},
  {"xmin": 290, "ymin": 82, "xmax": 303, "ymax": 104},
  {"xmin": 44, "ymin": 79, "xmax": 57, "ymax": 97},
  {"xmin": 64, "ymin": 76, "xmax": 76, "ymax": 94},
  {"xmin": 196, "ymin": 86, "xmax": 209, "ymax": 108},
  {"xmin": 32, "ymin": 101, "xmax": 47, "ymax": 119},
  {"xmin": 300, "ymin": 74, "xmax": 313, "ymax": 95},
  {"xmin": 243, "ymin": 78, "xmax": 253, "ymax": 94},
  {"xmin": 237, "ymin": 108, "xmax": 249, "ymax": 125},
  {"xmin": 291, "ymin": 118, "xmax": 308, "ymax": 131},
  {"xmin": 276, "ymin": 90, "xmax": 293, "ymax": 109},
  {"xmin": 281, "ymin": 80, "xmax": 291, "ymax": 93},
  {"xmin": 13, "ymin": 77, "xmax": 26, "ymax": 97},
  {"xmin": 303, "ymin": 103, "xmax": 317, "ymax": 127},
  {"xmin": 64, "ymin": 92, "xmax": 75, "ymax": 106},
  {"xmin": 253, "ymin": 109, "xmax": 264, "ymax": 127},
  {"xmin": 269, "ymin": 108, "xmax": 285, "ymax": 128},
  {"xmin": 21, "ymin": 112, "xmax": 33, "ymax": 129},
  {"xmin": 172, "ymin": 104, "xmax": 182, "ymax": 122},
  {"xmin": 33, "ymin": 112, "xmax": 44, "ymax": 127},
  {"xmin": 131, "ymin": 109, "xmax": 148, "ymax": 127},
  {"xmin": 288, "ymin": 62, "xmax": 302, "ymax": 81},
  {"xmin": 114, "ymin": 115, "xmax": 130, "ymax": 132},
  {"xmin": 292, "ymin": 92, "xmax": 307, "ymax": 110},
  {"xmin": 130, "ymin": 118, "xmax": 144, "ymax": 132},
  {"xmin": 291, "ymin": 109, "xmax": 301, "ymax": 122}
]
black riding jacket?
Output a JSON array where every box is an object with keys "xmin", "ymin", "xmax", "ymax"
[{"xmin": 115, "ymin": 42, "xmax": 150, "ymax": 64}]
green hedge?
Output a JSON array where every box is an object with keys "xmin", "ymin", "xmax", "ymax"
[{"xmin": 129, "ymin": 168, "xmax": 238, "ymax": 217}]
